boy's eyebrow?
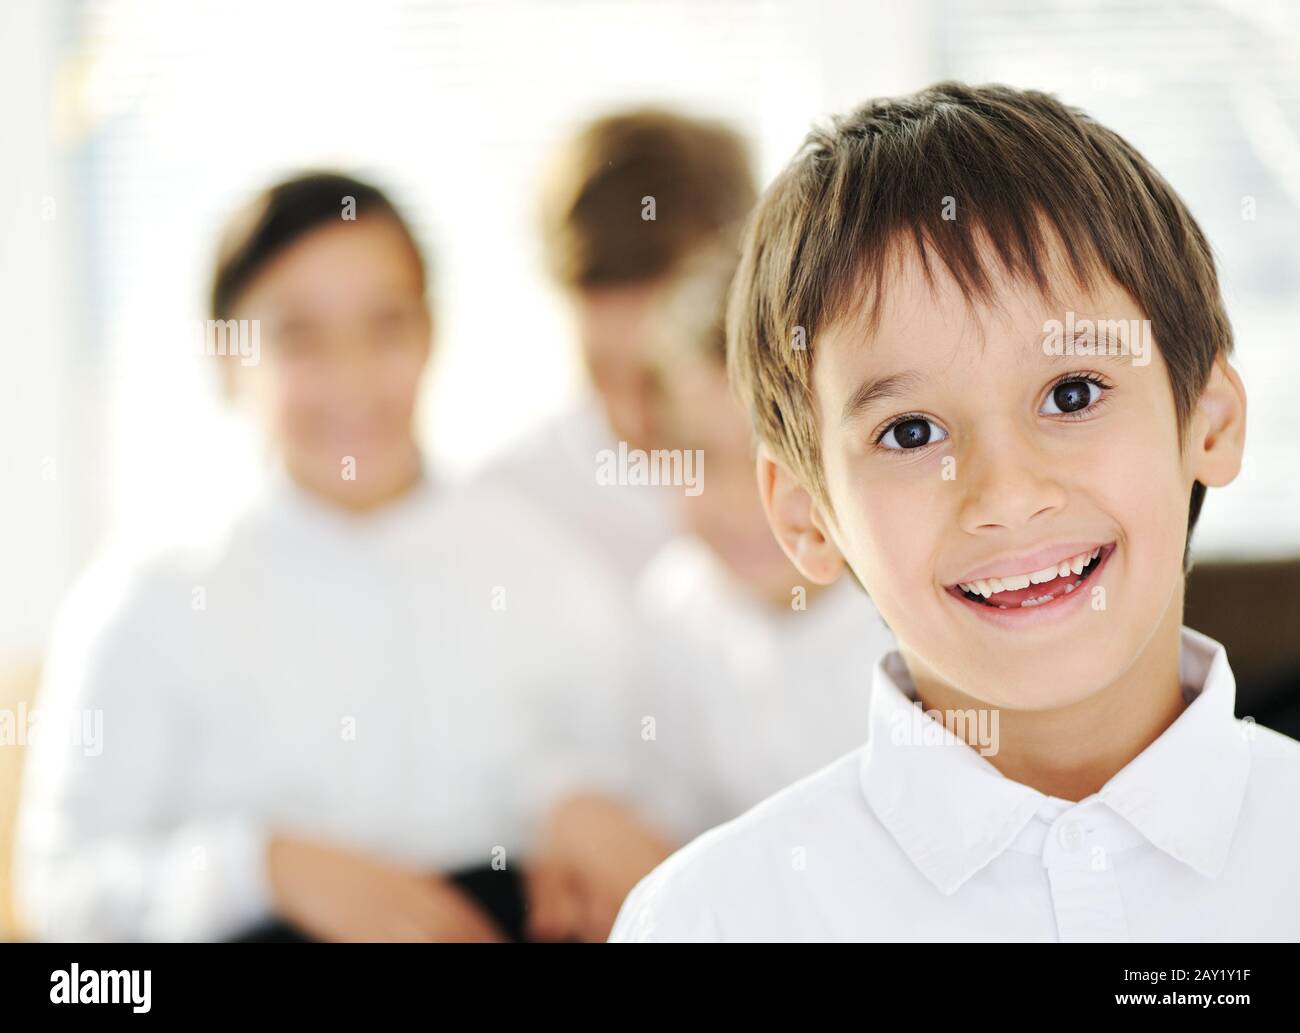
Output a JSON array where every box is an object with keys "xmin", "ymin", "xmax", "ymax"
[
  {"xmin": 1039, "ymin": 323, "xmax": 1134, "ymax": 364},
  {"xmin": 840, "ymin": 370, "xmax": 924, "ymax": 426},
  {"xmin": 839, "ymin": 324, "xmax": 1137, "ymax": 425}
]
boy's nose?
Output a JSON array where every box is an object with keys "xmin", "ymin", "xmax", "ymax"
[{"xmin": 955, "ymin": 430, "xmax": 1068, "ymax": 535}]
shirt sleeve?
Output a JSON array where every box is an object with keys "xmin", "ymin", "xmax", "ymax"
[
  {"xmin": 607, "ymin": 863, "xmax": 724, "ymax": 943},
  {"xmin": 13, "ymin": 557, "xmax": 274, "ymax": 942}
]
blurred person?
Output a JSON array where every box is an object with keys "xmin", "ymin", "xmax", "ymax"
[
  {"xmin": 14, "ymin": 172, "xmax": 625, "ymax": 942},
  {"xmin": 625, "ymin": 246, "xmax": 896, "ymax": 843},
  {"xmin": 525, "ymin": 245, "xmax": 895, "ymax": 943},
  {"xmin": 481, "ymin": 108, "xmax": 758, "ymax": 585}
]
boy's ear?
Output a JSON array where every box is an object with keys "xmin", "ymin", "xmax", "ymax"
[
  {"xmin": 1189, "ymin": 357, "xmax": 1247, "ymax": 488},
  {"xmin": 755, "ymin": 443, "xmax": 845, "ymax": 586}
]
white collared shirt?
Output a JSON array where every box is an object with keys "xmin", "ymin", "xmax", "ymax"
[
  {"xmin": 16, "ymin": 471, "xmax": 629, "ymax": 941},
  {"xmin": 476, "ymin": 398, "xmax": 678, "ymax": 587},
  {"xmin": 626, "ymin": 536, "xmax": 895, "ymax": 842},
  {"xmin": 609, "ymin": 628, "xmax": 1300, "ymax": 942}
]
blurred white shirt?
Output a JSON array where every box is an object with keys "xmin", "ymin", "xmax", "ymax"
[
  {"xmin": 477, "ymin": 398, "xmax": 677, "ymax": 587},
  {"xmin": 626, "ymin": 535, "xmax": 895, "ymax": 843},
  {"xmin": 610, "ymin": 628, "xmax": 1300, "ymax": 942},
  {"xmin": 15, "ymin": 470, "xmax": 629, "ymax": 942}
]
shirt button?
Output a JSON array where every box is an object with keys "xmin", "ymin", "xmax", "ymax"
[{"xmin": 1057, "ymin": 820, "xmax": 1084, "ymax": 851}]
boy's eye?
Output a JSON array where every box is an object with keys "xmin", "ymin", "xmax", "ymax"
[
  {"xmin": 1041, "ymin": 378, "xmax": 1102, "ymax": 415},
  {"xmin": 879, "ymin": 417, "xmax": 947, "ymax": 450}
]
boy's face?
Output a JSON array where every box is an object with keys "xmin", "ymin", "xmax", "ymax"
[
  {"xmin": 799, "ymin": 240, "xmax": 1211, "ymax": 710},
  {"xmin": 227, "ymin": 217, "xmax": 431, "ymax": 510}
]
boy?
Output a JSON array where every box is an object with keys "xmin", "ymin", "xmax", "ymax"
[{"xmin": 609, "ymin": 82, "xmax": 1300, "ymax": 942}]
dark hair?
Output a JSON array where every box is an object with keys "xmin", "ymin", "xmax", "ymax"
[
  {"xmin": 210, "ymin": 172, "xmax": 426, "ymax": 319},
  {"xmin": 539, "ymin": 108, "xmax": 757, "ymax": 289},
  {"xmin": 727, "ymin": 81, "xmax": 1232, "ymax": 545}
]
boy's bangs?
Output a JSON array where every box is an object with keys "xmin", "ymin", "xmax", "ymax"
[{"xmin": 820, "ymin": 197, "xmax": 1113, "ymax": 345}]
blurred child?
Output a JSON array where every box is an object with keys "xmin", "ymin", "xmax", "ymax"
[
  {"xmin": 15, "ymin": 173, "xmax": 624, "ymax": 942},
  {"xmin": 626, "ymin": 246, "xmax": 896, "ymax": 842},
  {"xmin": 483, "ymin": 109, "xmax": 757, "ymax": 585},
  {"xmin": 526, "ymin": 245, "xmax": 895, "ymax": 942}
]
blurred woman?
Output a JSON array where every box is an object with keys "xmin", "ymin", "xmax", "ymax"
[{"xmin": 15, "ymin": 173, "xmax": 625, "ymax": 942}]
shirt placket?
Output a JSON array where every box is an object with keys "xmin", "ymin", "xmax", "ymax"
[{"xmin": 1041, "ymin": 806, "xmax": 1131, "ymax": 942}]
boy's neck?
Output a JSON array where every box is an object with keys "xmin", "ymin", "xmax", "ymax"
[{"xmin": 902, "ymin": 598, "xmax": 1189, "ymax": 802}]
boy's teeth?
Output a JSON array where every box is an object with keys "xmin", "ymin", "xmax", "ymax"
[
  {"xmin": 958, "ymin": 546, "xmax": 1104, "ymax": 597},
  {"xmin": 1029, "ymin": 564, "xmax": 1059, "ymax": 585}
]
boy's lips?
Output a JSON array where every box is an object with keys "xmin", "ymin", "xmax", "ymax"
[{"xmin": 943, "ymin": 542, "xmax": 1116, "ymax": 622}]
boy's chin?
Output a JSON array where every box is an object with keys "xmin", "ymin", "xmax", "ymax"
[
  {"xmin": 970, "ymin": 667, "xmax": 1124, "ymax": 713},
  {"xmin": 950, "ymin": 629, "xmax": 1145, "ymax": 712}
]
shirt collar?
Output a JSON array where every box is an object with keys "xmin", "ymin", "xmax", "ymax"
[
  {"xmin": 860, "ymin": 627, "xmax": 1249, "ymax": 894},
  {"xmin": 1099, "ymin": 627, "xmax": 1250, "ymax": 879}
]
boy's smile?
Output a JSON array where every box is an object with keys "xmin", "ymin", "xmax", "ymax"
[{"xmin": 946, "ymin": 540, "xmax": 1115, "ymax": 622}]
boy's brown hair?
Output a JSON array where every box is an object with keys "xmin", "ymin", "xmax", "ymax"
[
  {"xmin": 726, "ymin": 81, "xmax": 1232, "ymax": 539},
  {"xmin": 540, "ymin": 108, "xmax": 756, "ymax": 289}
]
